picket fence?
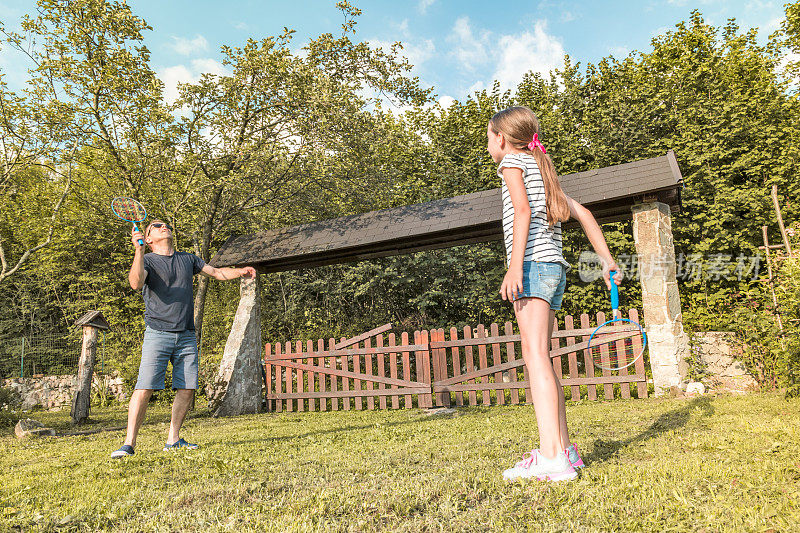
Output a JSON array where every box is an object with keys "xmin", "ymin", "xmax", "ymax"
[{"xmin": 264, "ymin": 309, "xmax": 648, "ymax": 412}]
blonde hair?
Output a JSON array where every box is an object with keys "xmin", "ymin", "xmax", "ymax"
[{"xmin": 489, "ymin": 106, "xmax": 570, "ymax": 228}]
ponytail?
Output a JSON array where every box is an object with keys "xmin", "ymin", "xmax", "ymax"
[
  {"xmin": 489, "ymin": 106, "xmax": 570, "ymax": 229},
  {"xmin": 528, "ymin": 147, "xmax": 570, "ymax": 229}
]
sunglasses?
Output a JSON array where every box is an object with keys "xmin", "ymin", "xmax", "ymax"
[{"xmin": 147, "ymin": 222, "xmax": 173, "ymax": 235}]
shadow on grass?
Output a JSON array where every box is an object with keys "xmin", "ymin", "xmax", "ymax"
[
  {"xmin": 584, "ymin": 396, "xmax": 715, "ymax": 465},
  {"xmin": 223, "ymin": 407, "xmax": 488, "ymax": 447},
  {"xmin": 6, "ymin": 403, "xmax": 214, "ymax": 438}
]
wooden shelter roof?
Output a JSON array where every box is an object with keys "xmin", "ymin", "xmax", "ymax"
[
  {"xmin": 211, "ymin": 151, "xmax": 683, "ymax": 272},
  {"xmin": 74, "ymin": 310, "xmax": 111, "ymax": 330}
]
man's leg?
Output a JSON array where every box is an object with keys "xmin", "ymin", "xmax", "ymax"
[
  {"xmin": 118, "ymin": 327, "xmax": 170, "ymax": 451},
  {"xmin": 123, "ymin": 389, "xmax": 153, "ymax": 447},
  {"xmin": 166, "ymin": 330, "xmax": 199, "ymax": 446},
  {"xmin": 167, "ymin": 389, "xmax": 194, "ymax": 444}
]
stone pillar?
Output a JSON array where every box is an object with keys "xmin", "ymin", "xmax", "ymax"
[
  {"xmin": 210, "ymin": 275, "xmax": 263, "ymax": 417},
  {"xmin": 631, "ymin": 201, "xmax": 689, "ymax": 396}
]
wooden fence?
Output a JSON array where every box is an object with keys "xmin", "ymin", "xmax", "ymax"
[{"xmin": 264, "ymin": 309, "xmax": 648, "ymax": 412}]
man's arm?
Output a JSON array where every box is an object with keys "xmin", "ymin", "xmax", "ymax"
[
  {"xmin": 129, "ymin": 228, "xmax": 148, "ymax": 290},
  {"xmin": 200, "ymin": 264, "xmax": 256, "ymax": 281}
]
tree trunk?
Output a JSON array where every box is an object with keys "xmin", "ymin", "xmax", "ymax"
[
  {"xmin": 71, "ymin": 326, "xmax": 98, "ymax": 425},
  {"xmin": 193, "ymin": 213, "xmax": 216, "ymax": 348},
  {"xmin": 194, "ymin": 275, "xmax": 210, "ymax": 347}
]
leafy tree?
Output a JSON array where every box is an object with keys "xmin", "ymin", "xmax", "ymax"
[
  {"xmin": 0, "ymin": 64, "xmax": 73, "ymax": 283},
  {"xmin": 173, "ymin": 2, "xmax": 432, "ymax": 345}
]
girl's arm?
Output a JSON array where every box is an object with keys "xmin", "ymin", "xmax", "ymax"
[
  {"xmin": 500, "ymin": 167, "xmax": 531, "ymax": 301},
  {"xmin": 564, "ymin": 194, "xmax": 622, "ymax": 289}
]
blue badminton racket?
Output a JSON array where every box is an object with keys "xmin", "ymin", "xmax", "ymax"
[
  {"xmin": 587, "ymin": 270, "xmax": 648, "ymax": 371},
  {"xmin": 111, "ymin": 197, "xmax": 147, "ymax": 246}
]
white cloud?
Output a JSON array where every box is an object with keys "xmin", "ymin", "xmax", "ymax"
[
  {"xmin": 404, "ymin": 39, "xmax": 436, "ymax": 69},
  {"xmin": 369, "ymin": 38, "xmax": 435, "ymax": 71},
  {"xmin": 159, "ymin": 59, "xmax": 229, "ymax": 104},
  {"xmin": 560, "ymin": 11, "xmax": 577, "ymax": 22},
  {"xmin": 169, "ymin": 35, "xmax": 209, "ymax": 56},
  {"xmin": 396, "ymin": 19, "xmax": 410, "ymax": 35},
  {"xmin": 160, "ymin": 65, "xmax": 194, "ymax": 104},
  {"xmin": 764, "ymin": 16, "xmax": 783, "ymax": 32},
  {"xmin": 447, "ymin": 17, "xmax": 565, "ymax": 93},
  {"xmin": 438, "ymin": 95, "xmax": 456, "ymax": 109},
  {"xmin": 467, "ymin": 80, "xmax": 487, "ymax": 95},
  {"xmin": 190, "ymin": 58, "xmax": 228, "ymax": 76},
  {"xmin": 777, "ymin": 52, "xmax": 800, "ymax": 88},
  {"xmin": 447, "ymin": 16, "xmax": 490, "ymax": 70},
  {"xmin": 607, "ymin": 45, "xmax": 630, "ymax": 58},
  {"xmin": 493, "ymin": 22, "xmax": 565, "ymax": 90},
  {"xmin": 650, "ymin": 26, "xmax": 671, "ymax": 38},
  {"xmin": 418, "ymin": 0, "xmax": 436, "ymax": 14}
]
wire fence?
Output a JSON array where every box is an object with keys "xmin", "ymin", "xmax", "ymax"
[{"xmin": 0, "ymin": 332, "xmax": 106, "ymax": 380}]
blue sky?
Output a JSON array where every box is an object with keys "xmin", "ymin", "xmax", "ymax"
[{"xmin": 0, "ymin": 0, "xmax": 790, "ymax": 107}]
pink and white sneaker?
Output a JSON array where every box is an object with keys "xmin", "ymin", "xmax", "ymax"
[
  {"xmin": 502, "ymin": 449, "xmax": 578, "ymax": 482},
  {"xmin": 566, "ymin": 443, "xmax": 585, "ymax": 469}
]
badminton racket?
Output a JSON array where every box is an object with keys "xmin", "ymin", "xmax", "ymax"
[
  {"xmin": 587, "ymin": 270, "xmax": 648, "ymax": 371},
  {"xmin": 111, "ymin": 197, "xmax": 148, "ymax": 247}
]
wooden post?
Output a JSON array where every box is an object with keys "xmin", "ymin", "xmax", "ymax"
[
  {"xmin": 761, "ymin": 226, "xmax": 786, "ymax": 351},
  {"xmin": 71, "ymin": 325, "xmax": 98, "ymax": 425},
  {"xmin": 771, "ymin": 185, "xmax": 793, "ymax": 256}
]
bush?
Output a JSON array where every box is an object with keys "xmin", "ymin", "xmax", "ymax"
[
  {"xmin": 0, "ymin": 386, "xmax": 21, "ymax": 429},
  {"xmin": 726, "ymin": 225, "xmax": 800, "ymax": 397}
]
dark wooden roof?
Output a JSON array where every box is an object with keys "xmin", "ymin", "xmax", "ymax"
[
  {"xmin": 211, "ymin": 151, "xmax": 683, "ymax": 272},
  {"xmin": 74, "ymin": 310, "xmax": 110, "ymax": 330}
]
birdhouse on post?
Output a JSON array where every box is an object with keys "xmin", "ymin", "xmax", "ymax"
[{"xmin": 71, "ymin": 310, "xmax": 110, "ymax": 425}]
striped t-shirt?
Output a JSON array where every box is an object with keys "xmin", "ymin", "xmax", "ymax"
[{"xmin": 498, "ymin": 153, "xmax": 571, "ymax": 271}]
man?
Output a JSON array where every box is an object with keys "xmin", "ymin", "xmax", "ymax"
[{"xmin": 111, "ymin": 219, "xmax": 255, "ymax": 458}]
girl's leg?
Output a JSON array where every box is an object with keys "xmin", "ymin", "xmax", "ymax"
[
  {"xmin": 514, "ymin": 297, "xmax": 564, "ymax": 459},
  {"xmin": 547, "ymin": 309, "xmax": 572, "ymax": 450}
]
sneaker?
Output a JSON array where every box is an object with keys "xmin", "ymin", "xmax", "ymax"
[
  {"xmin": 110, "ymin": 444, "xmax": 135, "ymax": 459},
  {"xmin": 502, "ymin": 449, "xmax": 578, "ymax": 482},
  {"xmin": 163, "ymin": 438, "xmax": 199, "ymax": 451},
  {"xmin": 566, "ymin": 443, "xmax": 585, "ymax": 469}
]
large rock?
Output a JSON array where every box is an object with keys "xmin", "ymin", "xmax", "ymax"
[
  {"xmin": 21, "ymin": 395, "xmax": 40, "ymax": 411},
  {"xmin": 15, "ymin": 418, "xmax": 55, "ymax": 438},
  {"xmin": 210, "ymin": 275, "xmax": 263, "ymax": 417},
  {"xmin": 694, "ymin": 332, "xmax": 758, "ymax": 391}
]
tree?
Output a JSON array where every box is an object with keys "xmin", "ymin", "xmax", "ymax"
[
  {"xmin": 2, "ymin": 0, "xmax": 178, "ymax": 213},
  {"xmin": 0, "ymin": 73, "xmax": 72, "ymax": 283},
  {"xmin": 174, "ymin": 2, "xmax": 432, "ymax": 345}
]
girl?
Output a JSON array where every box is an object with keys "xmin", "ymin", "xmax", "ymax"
[{"xmin": 486, "ymin": 106, "xmax": 622, "ymax": 482}]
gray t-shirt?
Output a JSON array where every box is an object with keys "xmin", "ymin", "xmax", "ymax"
[{"xmin": 142, "ymin": 251, "xmax": 206, "ymax": 332}]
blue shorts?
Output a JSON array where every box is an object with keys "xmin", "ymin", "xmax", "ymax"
[
  {"xmin": 135, "ymin": 327, "xmax": 199, "ymax": 390},
  {"xmin": 513, "ymin": 261, "xmax": 568, "ymax": 310}
]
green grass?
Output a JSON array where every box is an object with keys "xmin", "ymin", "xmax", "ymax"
[{"xmin": 1, "ymin": 392, "xmax": 798, "ymax": 532}]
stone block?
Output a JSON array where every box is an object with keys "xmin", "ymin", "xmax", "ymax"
[
  {"xmin": 686, "ymin": 382, "xmax": 706, "ymax": 395},
  {"xmin": 692, "ymin": 331, "xmax": 758, "ymax": 391},
  {"xmin": 15, "ymin": 418, "xmax": 55, "ymax": 438},
  {"xmin": 211, "ymin": 276, "xmax": 263, "ymax": 417}
]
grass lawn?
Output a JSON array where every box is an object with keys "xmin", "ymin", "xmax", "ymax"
[{"xmin": 1, "ymin": 391, "xmax": 798, "ymax": 532}]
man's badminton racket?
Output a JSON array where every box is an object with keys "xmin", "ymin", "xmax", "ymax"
[
  {"xmin": 111, "ymin": 197, "xmax": 147, "ymax": 247},
  {"xmin": 587, "ymin": 270, "xmax": 648, "ymax": 371}
]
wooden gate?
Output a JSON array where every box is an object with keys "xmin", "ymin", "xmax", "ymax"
[
  {"xmin": 264, "ymin": 325, "xmax": 434, "ymax": 412},
  {"xmin": 264, "ymin": 309, "xmax": 649, "ymax": 412}
]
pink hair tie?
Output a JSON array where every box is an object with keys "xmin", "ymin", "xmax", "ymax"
[{"xmin": 527, "ymin": 133, "xmax": 547, "ymax": 154}]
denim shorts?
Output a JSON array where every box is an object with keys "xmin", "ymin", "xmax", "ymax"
[
  {"xmin": 135, "ymin": 327, "xmax": 199, "ymax": 390},
  {"xmin": 513, "ymin": 261, "xmax": 568, "ymax": 310}
]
